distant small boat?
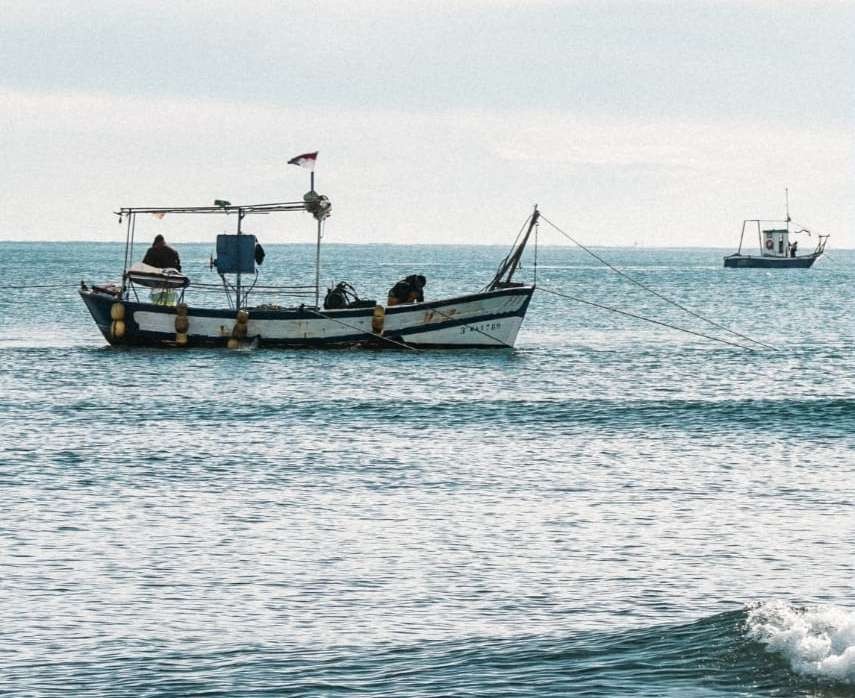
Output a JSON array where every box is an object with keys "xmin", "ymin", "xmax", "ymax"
[{"xmin": 723, "ymin": 191, "xmax": 829, "ymax": 269}]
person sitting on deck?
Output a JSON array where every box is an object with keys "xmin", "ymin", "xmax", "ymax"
[
  {"xmin": 387, "ymin": 274, "xmax": 426, "ymax": 306},
  {"xmin": 142, "ymin": 234, "xmax": 181, "ymax": 271}
]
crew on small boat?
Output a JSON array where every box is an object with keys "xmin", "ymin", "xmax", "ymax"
[
  {"xmin": 789, "ymin": 240, "xmax": 798, "ymax": 258},
  {"xmin": 143, "ymin": 234, "xmax": 182, "ymax": 271},
  {"xmin": 387, "ymin": 275, "xmax": 426, "ymax": 306}
]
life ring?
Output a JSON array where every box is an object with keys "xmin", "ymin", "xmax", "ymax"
[{"xmin": 765, "ymin": 239, "xmax": 774, "ymax": 250}]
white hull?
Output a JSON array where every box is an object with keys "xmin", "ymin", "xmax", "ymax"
[
  {"xmin": 132, "ymin": 309, "xmax": 374, "ymax": 343},
  {"xmin": 383, "ymin": 289, "xmax": 532, "ymax": 347},
  {"xmin": 80, "ymin": 285, "xmax": 534, "ymax": 349}
]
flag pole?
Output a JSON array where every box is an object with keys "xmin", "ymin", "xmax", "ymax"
[{"xmin": 289, "ymin": 152, "xmax": 321, "ymax": 308}]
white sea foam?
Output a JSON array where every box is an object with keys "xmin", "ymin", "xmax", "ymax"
[{"xmin": 746, "ymin": 600, "xmax": 855, "ymax": 683}]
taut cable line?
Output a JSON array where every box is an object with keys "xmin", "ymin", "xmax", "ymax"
[
  {"xmin": 539, "ymin": 214, "xmax": 777, "ymax": 351},
  {"xmin": 538, "ymin": 287, "xmax": 757, "ymax": 352}
]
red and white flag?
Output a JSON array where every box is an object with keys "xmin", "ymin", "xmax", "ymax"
[{"xmin": 287, "ymin": 151, "xmax": 318, "ymax": 171}]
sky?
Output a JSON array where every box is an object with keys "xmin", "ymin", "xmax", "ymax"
[{"xmin": 1, "ymin": 0, "xmax": 852, "ymax": 247}]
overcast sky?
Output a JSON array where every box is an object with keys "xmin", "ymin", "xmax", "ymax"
[{"xmin": 1, "ymin": 0, "xmax": 852, "ymax": 246}]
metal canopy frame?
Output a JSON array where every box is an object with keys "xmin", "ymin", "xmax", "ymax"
[
  {"xmin": 735, "ymin": 218, "xmax": 788, "ymax": 256},
  {"xmin": 116, "ymin": 201, "xmax": 308, "ymax": 216},
  {"xmin": 118, "ymin": 198, "xmax": 328, "ymax": 310},
  {"xmin": 735, "ymin": 218, "xmax": 827, "ymax": 258}
]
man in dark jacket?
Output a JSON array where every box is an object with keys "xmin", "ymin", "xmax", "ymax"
[
  {"xmin": 143, "ymin": 234, "xmax": 181, "ymax": 270},
  {"xmin": 387, "ymin": 274, "xmax": 426, "ymax": 306}
]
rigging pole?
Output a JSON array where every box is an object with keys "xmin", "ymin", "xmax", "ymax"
[
  {"xmin": 785, "ymin": 186, "xmax": 791, "ymax": 247},
  {"xmin": 311, "ymin": 170, "xmax": 321, "ymax": 309},
  {"xmin": 236, "ymin": 208, "xmax": 243, "ymax": 309},
  {"xmin": 488, "ymin": 205, "xmax": 540, "ymax": 290}
]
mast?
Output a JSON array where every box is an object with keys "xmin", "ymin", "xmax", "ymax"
[
  {"xmin": 121, "ymin": 212, "xmax": 133, "ymax": 288},
  {"xmin": 785, "ymin": 187, "xmax": 790, "ymax": 225},
  {"xmin": 488, "ymin": 206, "xmax": 540, "ymax": 290},
  {"xmin": 236, "ymin": 208, "xmax": 243, "ymax": 309},
  {"xmin": 312, "ymin": 170, "xmax": 320, "ymax": 309},
  {"xmin": 785, "ymin": 187, "xmax": 791, "ymax": 257},
  {"xmin": 287, "ymin": 152, "xmax": 324, "ymax": 308}
]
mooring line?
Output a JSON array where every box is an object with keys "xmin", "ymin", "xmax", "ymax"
[
  {"xmin": 538, "ymin": 286, "xmax": 757, "ymax": 352},
  {"xmin": 0, "ymin": 282, "xmax": 86, "ymax": 289},
  {"xmin": 539, "ymin": 214, "xmax": 777, "ymax": 351}
]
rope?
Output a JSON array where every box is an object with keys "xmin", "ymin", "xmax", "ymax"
[
  {"xmin": 0, "ymin": 283, "xmax": 86, "ymax": 289},
  {"xmin": 539, "ymin": 214, "xmax": 777, "ymax": 351},
  {"xmin": 193, "ymin": 282, "xmax": 317, "ymax": 290},
  {"xmin": 538, "ymin": 286, "xmax": 756, "ymax": 352},
  {"xmin": 304, "ymin": 308, "xmax": 420, "ymax": 352}
]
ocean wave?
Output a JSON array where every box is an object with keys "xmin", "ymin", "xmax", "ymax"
[
  {"xmin": 7, "ymin": 607, "xmax": 853, "ymax": 696},
  {"xmin": 747, "ymin": 600, "xmax": 855, "ymax": 685}
]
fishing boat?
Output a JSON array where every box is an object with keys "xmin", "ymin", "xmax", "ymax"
[
  {"xmin": 723, "ymin": 191, "xmax": 829, "ymax": 269},
  {"xmin": 79, "ymin": 188, "xmax": 538, "ymax": 349}
]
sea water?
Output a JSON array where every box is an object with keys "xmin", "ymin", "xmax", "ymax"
[{"xmin": 1, "ymin": 241, "xmax": 854, "ymax": 696}]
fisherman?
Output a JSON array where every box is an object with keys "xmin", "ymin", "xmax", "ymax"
[
  {"xmin": 387, "ymin": 274, "xmax": 426, "ymax": 306},
  {"xmin": 142, "ymin": 234, "xmax": 181, "ymax": 271},
  {"xmin": 790, "ymin": 240, "xmax": 798, "ymax": 258}
]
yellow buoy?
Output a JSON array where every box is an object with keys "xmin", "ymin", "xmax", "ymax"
[
  {"xmin": 227, "ymin": 337, "xmax": 240, "ymax": 350},
  {"xmin": 110, "ymin": 320, "xmax": 126, "ymax": 339},
  {"xmin": 175, "ymin": 315, "xmax": 189, "ymax": 333},
  {"xmin": 175, "ymin": 332, "xmax": 188, "ymax": 346},
  {"xmin": 372, "ymin": 305, "xmax": 385, "ymax": 334},
  {"xmin": 110, "ymin": 302, "xmax": 125, "ymax": 321},
  {"xmin": 232, "ymin": 310, "xmax": 249, "ymax": 339}
]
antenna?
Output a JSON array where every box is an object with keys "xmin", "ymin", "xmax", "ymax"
[{"xmin": 785, "ymin": 187, "xmax": 791, "ymax": 223}]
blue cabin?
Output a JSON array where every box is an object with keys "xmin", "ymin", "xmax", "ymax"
[{"xmin": 214, "ymin": 234, "xmax": 256, "ymax": 275}]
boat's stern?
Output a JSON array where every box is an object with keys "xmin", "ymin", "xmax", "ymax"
[{"xmin": 79, "ymin": 288, "xmax": 127, "ymax": 344}]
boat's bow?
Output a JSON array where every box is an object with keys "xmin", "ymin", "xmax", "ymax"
[{"xmin": 381, "ymin": 285, "xmax": 535, "ymax": 348}]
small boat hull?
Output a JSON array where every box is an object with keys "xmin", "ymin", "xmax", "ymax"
[
  {"xmin": 723, "ymin": 253, "xmax": 821, "ymax": 269},
  {"xmin": 79, "ymin": 285, "xmax": 534, "ymax": 349}
]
